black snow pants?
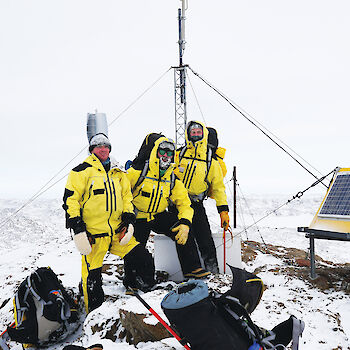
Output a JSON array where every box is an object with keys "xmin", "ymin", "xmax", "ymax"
[
  {"xmin": 133, "ymin": 211, "xmax": 202, "ymax": 275},
  {"xmin": 191, "ymin": 201, "xmax": 219, "ymax": 273}
]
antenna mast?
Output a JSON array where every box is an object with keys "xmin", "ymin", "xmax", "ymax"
[{"xmin": 174, "ymin": 0, "xmax": 188, "ymax": 147}]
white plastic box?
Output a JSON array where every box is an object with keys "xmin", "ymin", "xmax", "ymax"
[{"xmin": 154, "ymin": 230, "xmax": 241, "ymax": 282}]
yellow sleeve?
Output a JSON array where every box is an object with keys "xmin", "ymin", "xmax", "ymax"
[
  {"xmin": 120, "ymin": 172, "xmax": 134, "ymax": 213},
  {"xmin": 64, "ymin": 169, "xmax": 88, "ymax": 219},
  {"xmin": 169, "ymin": 178, "xmax": 194, "ymax": 223},
  {"xmin": 207, "ymin": 159, "xmax": 228, "ymax": 209},
  {"xmin": 173, "ymin": 150, "xmax": 181, "ymax": 178},
  {"xmin": 126, "ymin": 167, "xmax": 142, "ymax": 191}
]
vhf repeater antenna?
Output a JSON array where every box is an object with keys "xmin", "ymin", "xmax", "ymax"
[{"xmin": 174, "ymin": 0, "xmax": 188, "ymax": 147}]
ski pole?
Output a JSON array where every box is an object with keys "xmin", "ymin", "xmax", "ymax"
[
  {"xmin": 0, "ymin": 321, "xmax": 15, "ymax": 350},
  {"xmin": 130, "ymin": 290, "xmax": 191, "ymax": 350},
  {"xmin": 223, "ymin": 228, "xmax": 226, "ymax": 273},
  {"xmin": 223, "ymin": 226, "xmax": 233, "ymax": 274}
]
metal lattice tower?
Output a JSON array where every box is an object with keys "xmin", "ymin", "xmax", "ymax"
[
  {"xmin": 174, "ymin": 0, "xmax": 188, "ymax": 147},
  {"xmin": 174, "ymin": 66, "xmax": 187, "ymax": 147}
]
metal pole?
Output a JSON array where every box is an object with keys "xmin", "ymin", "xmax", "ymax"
[
  {"xmin": 309, "ymin": 235, "xmax": 316, "ymax": 279},
  {"xmin": 174, "ymin": 0, "xmax": 188, "ymax": 147},
  {"xmin": 233, "ymin": 166, "xmax": 237, "ymax": 228}
]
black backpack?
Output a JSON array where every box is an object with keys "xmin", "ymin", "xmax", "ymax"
[
  {"xmin": 161, "ymin": 267, "xmax": 304, "ymax": 350},
  {"xmin": 130, "ymin": 133, "xmax": 176, "ymax": 193},
  {"xmin": 131, "ymin": 133, "xmax": 164, "ymax": 170},
  {"xmin": 7, "ymin": 267, "xmax": 79, "ymax": 346}
]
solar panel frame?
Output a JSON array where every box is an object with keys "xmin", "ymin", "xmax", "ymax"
[{"xmin": 318, "ymin": 171, "xmax": 350, "ymax": 219}]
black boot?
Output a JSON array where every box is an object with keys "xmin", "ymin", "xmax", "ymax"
[{"xmin": 123, "ymin": 244, "xmax": 156, "ymax": 292}]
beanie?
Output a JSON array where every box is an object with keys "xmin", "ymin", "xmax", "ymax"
[{"xmin": 89, "ymin": 134, "xmax": 112, "ymax": 153}]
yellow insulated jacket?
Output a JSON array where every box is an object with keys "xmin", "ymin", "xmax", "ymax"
[
  {"xmin": 174, "ymin": 121, "xmax": 228, "ymax": 211},
  {"xmin": 64, "ymin": 154, "xmax": 134, "ymax": 236},
  {"xmin": 127, "ymin": 137, "xmax": 193, "ymax": 223}
]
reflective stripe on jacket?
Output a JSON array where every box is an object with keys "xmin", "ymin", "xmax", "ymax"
[
  {"xmin": 174, "ymin": 120, "xmax": 228, "ymax": 208},
  {"xmin": 64, "ymin": 154, "xmax": 134, "ymax": 236},
  {"xmin": 127, "ymin": 137, "xmax": 193, "ymax": 222}
]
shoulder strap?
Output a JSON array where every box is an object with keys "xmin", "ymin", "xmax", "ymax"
[
  {"xmin": 178, "ymin": 146, "xmax": 187, "ymax": 162},
  {"xmin": 132, "ymin": 160, "xmax": 149, "ymax": 193},
  {"xmin": 169, "ymin": 172, "xmax": 176, "ymax": 197},
  {"xmin": 203, "ymin": 146, "xmax": 213, "ymax": 185}
]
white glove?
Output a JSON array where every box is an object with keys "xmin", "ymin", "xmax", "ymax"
[
  {"xmin": 119, "ymin": 224, "xmax": 134, "ymax": 246},
  {"xmin": 73, "ymin": 232, "xmax": 92, "ymax": 255}
]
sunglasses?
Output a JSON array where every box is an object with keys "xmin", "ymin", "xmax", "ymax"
[{"xmin": 159, "ymin": 149, "xmax": 174, "ymax": 156}]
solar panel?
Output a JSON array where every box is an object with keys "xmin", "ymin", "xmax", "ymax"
[{"xmin": 319, "ymin": 171, "xmax": 350, "ymax": 219}]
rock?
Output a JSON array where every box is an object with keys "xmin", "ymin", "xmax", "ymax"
[
  {"xmin": 119, "ymin": 309, "xmax": 170, "ymax": 345},
  {"xmin": 295, "ymin": 258, "xmax": 311, "ymax": 267}
]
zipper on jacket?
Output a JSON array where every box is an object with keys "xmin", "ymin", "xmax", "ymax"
[
  {"xmin": 106, "ymin": 174, "xmax": 114, "ymax": 212},
  {"xmin": 82, "ymin": 181, "xmax": 94, "ymax": 209},
  {"xmin": 186, "ymin": 163, "xmax": 197, "ymax": 189},
  {"xmin": 154, "ymin": 186, "xmax": 163, "ymax": 212},
  {"xmin": 150, "ymin": 181, "xmax": 161, "ymax": 212},
  {"xmin": 147, "ymin": 185, "xmax": 156, "ymax": 212},
  {"xmin": 183, "ymin": 145, "xmax": 198, "ymax": 189},
  {"xmin": 182, "ymin": 162, "xmax": 191, "ymax": 187},
  {"xmin": 106, "ymin": 173, "xmax": 114, "ymax": 235},
  {"xmin": 133, "ymin": 183, "xmax": 144, "ymax": 200},
  {"xmin": 184, "ymin": 159, "xmax": 196, "ymax": 188},
  {"xmin": 111, "ymin": 179, "xmax": 117, "ymax": 213},
  {"xmin": 104, "ymin": 179, "xmax": 109, "ymax": 211}
]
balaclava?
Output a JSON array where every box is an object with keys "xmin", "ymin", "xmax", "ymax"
[
  {"xmin": 188, "ymin": 122, "xmax": 204, "ymax": 144},
  {"xmin": 157, "ymin": 140, "xmax": 175, "ymax": 176}
]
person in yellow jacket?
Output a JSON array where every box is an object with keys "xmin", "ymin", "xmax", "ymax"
[
  {"xmin": 127, "ymin": 134, "xmax": 210, "ymax": 279},
  {"xmin": 174, "ymin": 121, "xmax": 230, "ymax": 273},
  {"xmin": 63, "ymin": 134, "xmax": 155, "ymax": 313}
]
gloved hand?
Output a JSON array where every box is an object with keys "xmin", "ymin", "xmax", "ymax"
[
  {"xmin": 220, "ymin": 211, "xmax": 230, "ymax": 230},
  {"xmin": 121, "ymin": 212, "xmax": 136, "ymax": 225},
  {"xmin": 116, "ymin": 212, "xmax": 136, "ymax": 246},
  {"xmin": 171, "ymin": 224, "xmax": 189, "ymax": 245},
  {"xmin": 73, "ymin": 232, "xmax": 92, "ymax": 255},
  {"xmin": 118, "ymin": 224, "xmax": 134, "ymax": 246},
  {"xmin": 68, "ymin": 216, "xmax": 86, "ymax": 234},
  {"xmin": 68, "ymin": 217, "xmax": 92, "ymax": 255}
]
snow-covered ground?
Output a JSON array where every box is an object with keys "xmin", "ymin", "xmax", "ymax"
[{"xmin": 0, "ymin": 192, "xmax": 349, "ymax": 349}]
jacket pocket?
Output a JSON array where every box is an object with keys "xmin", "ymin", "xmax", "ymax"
[
  {"xmin": 93, "ymin": 188, "xmax": 105, "ymax": 195},
  {"xmin": 141, "ymin": 191, "xmax": 151, "ymax": 198}
]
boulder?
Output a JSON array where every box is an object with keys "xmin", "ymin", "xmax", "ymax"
[{"xmin": 119, "ymin": 309, "xmax": 170, "ymax": 345}]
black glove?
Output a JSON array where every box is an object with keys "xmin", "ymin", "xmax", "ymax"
[
  {"xmin": 121, "ymin": 212, "xmax": 136, "ymax": 225},
  {"xmin": 68, "ymin": 217, "xmax": 86, "ymax": 234},
  {"xmin": 116, "ymin": 212, "xmax": 136, "ymax": 235}
]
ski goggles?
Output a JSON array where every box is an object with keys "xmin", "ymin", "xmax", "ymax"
[
  {"xmin": 159, "ymin": 149, "xmax": 174, "ymax": 157},
  {"xmin": 158, "ymin": 140, "xmax": 175, "ymax": 156}
]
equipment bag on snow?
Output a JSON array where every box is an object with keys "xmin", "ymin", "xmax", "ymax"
[
  {"xmin": 161, "ymin": 267, "xmax": 304, "ymax": 350},
  {"xmin": 7, "ymin": 267, "xmax": 79, "ymax": 346},
  {"xmin": 161, "ymin": 280, "xmax": 250, "ymax": 350}
]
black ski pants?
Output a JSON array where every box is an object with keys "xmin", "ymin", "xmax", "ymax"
[
  {"xmin": 134, "ymin": 211, "xmax": 202, "ymax": 275},
  {"xmin": 191, "ymin": 201, "xmax": 219, "ymax": 273}
]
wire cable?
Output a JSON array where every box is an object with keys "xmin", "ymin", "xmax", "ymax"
[
  {"xmin": 219, "ymin": 167, "xmax": 335, "ymax": 247},
  {"xmin": 185, "ymin": 70, "xmax": 207, "ymax": 125},
  {"xmin": 169, "ymin": 168, "xmax": 334, "ymax": 279},
  {"xmin": 237, "ymin": 184, "xmax": 268, "ymax": 248},
  {"xmin": 187, "ymin": 65, "xmax": 328, "ymax": 188},
  {"xmin": 0, "ymin": 67, "xmax": 172, "ymax": 231}
]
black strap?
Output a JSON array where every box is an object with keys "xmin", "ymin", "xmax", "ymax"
[
  {"xmin": 132, "ymin": 160, "xmax": 150, "ymax": 193},
  {"xmin": 91, "ymin": 232, "xmax": 109, "ymax": 238}
]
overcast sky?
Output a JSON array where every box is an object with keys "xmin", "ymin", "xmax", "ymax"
[{"xmin": 1, "ymin": 0, "xmax": 349, "ymax": 200}]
